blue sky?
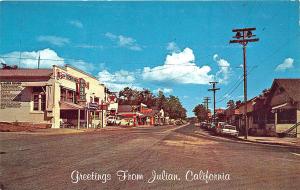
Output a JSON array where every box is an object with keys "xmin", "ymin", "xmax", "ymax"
[{"xmin": 0, "ymin": 1, "xmax": 299, "ymax": 116}]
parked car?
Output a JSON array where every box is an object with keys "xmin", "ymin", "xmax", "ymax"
[
  {"xmin": 200, "ymin": 122, "xmax": 207, "ymax": 128},
  {"xmin": 220, "ymin": 124, "xmax": 239, "ymax": 137},
  {"xmin": 107, "ymin": 116, "xmax": 121, "ymax": 126},
  {"xmin": 215, "ymin": 122, "xmax": 226, "ymax": 134},
  {"xmin": 209, "ymin": 122, "xmax": 216, "ymax": 131},
  {"xmin": 120, "ymin": 118, "xmax": 134, "ymax": 126},
  {"xmin": 107, "ymin": 116, "xmax": 116, "ymax": 125}
]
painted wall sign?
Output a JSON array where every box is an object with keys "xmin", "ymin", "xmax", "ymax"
[
  {"xmin": 0, "ymin": 82, "xmax": 22, "ymax": 109},
  {"xmin": 57, "ymin": 71, "xmax": 89, "ymax": 89}
]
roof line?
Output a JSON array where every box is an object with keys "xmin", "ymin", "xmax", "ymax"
[{"xmin": 65, "ymin": 64, "xmax": 98, "ymax": 81}]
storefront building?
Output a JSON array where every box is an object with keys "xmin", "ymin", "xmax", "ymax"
[{"xmin": 0, "ymin": 65, "xmax": 107, "ymax": 129}]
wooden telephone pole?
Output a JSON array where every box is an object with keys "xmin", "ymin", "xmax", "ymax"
[
  {"xmin": 230, "ymin": 27, "xmax": 259, "ymax": 139},
  {"xmin": 208, "ymin": 82, "xmax": 220, "ymax": 123},
  {"xmin": 203, "ymin": 97, "xmax": 211, "ymax": 110}
]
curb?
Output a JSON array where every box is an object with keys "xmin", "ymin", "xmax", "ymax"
[
  {"xmin": 194, "ymin": 127, "xmax": 300, "ymax": 149},
  {"xmin": 237, "ymin": 137, "xmax": 300, "ymax": 148}
]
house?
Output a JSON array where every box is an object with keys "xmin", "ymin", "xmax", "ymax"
[
  {"xmin": 225, "ymin": 108, "xmax": 240, "ymax": 128},
  {"xmin": 231, "ymin": 79, "xmax": 300, "ymax": 137},
  {"xmin": 265, "ymin": 79, "xmax": 300, "ymax": 137},
  {"xmin": 234, "ymin": 96, "xmax": 274, "ymax": 136},
  {"xmin": 214, "ymin": 108, "xmax": 226, "ymax": 122},
  {"xmin": 0, "ymin": 64, "xmax": 108, "ymax": 129}
]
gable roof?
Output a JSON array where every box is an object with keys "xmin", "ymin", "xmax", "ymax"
[{"xmin": 271, "ymin": 79, "xmax": 300, "ymax": 102}]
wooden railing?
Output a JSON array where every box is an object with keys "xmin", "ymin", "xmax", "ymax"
[{"xmin": 279, "ymin": 122, "xmax": 300, "ymax": 138}]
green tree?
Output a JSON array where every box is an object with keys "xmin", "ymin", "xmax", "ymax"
[
  {"xmin": 193, "ymin": 104, "xmax": 208, "ymax": 122},
  {"xmin": 226, "ymin": 100, "xmax": 235, "ymax": 110},
  {"xmin": 235, "ymin": 100, "xmax": 242, "ymax": 107},
  {"xmin": 164, "ymin": 95, "xmax": 187, "ymax": 119},
  {"xmin": 117, "ymin": 87, "xmax": 187, "ymax": 120},
  {"xmin": 155, "ymin": 90, "xmax": 167, "ymax": 109}
]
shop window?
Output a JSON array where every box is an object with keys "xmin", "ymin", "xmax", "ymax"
[
  {"xmin": 278, "ymin": 109, "xmax": 296, "ymax": 124},
  {"xmin": 67, "ymin": 90, "xmax": 75, "ymax": 103},
  {"xmin": 33, "ymin": 94, "xmax": 39, "ymax": 111},
  {"xmin": 94, "ymin": 97, "xmax": 99, "ymax": 103},
  {"xmin": 60, "ymin": 88, "xmax": 66, "ymax": 101}
]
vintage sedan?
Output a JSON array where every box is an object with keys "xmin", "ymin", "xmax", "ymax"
[{"xmin": 220, "ymin": 124, "xmax": 239, "ymax": 137}]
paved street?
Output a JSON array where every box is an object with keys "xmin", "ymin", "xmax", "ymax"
[{"xmin": 1, "ymin": 124, "xmax": 300, "ymax": 190}]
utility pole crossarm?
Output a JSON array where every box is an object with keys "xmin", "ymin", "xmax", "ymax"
[{"xmin": 230, "ymin": 38, "xmax": 259, "ymax": 44}]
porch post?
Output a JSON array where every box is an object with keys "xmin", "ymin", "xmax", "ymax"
[
  {"xmin": 274, "ymin": 111, "xmax": 277, "ymax": 124},
  {"xmin": 77, "ymin": 109, "xmax": 80, "ymax": 130},
  {"xmin": 86, "ymin": 110, "xmax": 89, "ymax": 128},
  {"xmin": 93, "ymin": 111, "xmax": 96, "ymax": 128},
  {"xmin": 274, "ymin": 110, "xmax": 278, "ymax": 133}
]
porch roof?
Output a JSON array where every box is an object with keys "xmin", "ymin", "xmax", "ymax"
[
  {"xmin": 271, "ymin": 103, "xmax": 295, "ymax": 110},
  {"xmin": 60, "ymin": 101, "xmax": 84, "ymax": 110}
]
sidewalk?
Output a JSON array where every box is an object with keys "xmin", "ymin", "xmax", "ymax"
[{"xmin": 238, "ymin": 136, "xmax": 300, "ymax": 147}]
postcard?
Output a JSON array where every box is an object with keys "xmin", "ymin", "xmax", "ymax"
[{"xmin": 0, "ymin": 1, "xmax": 299, "ymax": 190}]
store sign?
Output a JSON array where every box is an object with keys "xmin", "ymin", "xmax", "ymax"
[
  {"xmin": 57, "ymin": 71, "xmax": 89, "ymax": 89},
  {"xmin": 88, "ymin": 102, "xmax": 99, "ymax": 110},
  {"xmin": 100, "ymin": 103, "xmax": 108, "ymax": 111},
  {"xmin": 76, "ymin": 78, "xmax": 86, "ymax": 102}
]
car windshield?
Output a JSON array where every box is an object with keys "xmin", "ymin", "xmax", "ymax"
[{"xmin": 224, "ymin": 125, "xmax": 236, "ymax": 130}]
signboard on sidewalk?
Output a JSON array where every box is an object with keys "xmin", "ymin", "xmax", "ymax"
[{"xmin": 88, "ymin": 102, "xmax": 99, "ymax": 110}]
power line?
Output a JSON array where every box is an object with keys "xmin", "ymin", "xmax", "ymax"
[{"xmin": 216, "ymin": 65, "xmax": 258, "ymax": 101}]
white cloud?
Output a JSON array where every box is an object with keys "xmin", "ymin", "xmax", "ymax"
[
  {"xmin": 0, "ymin": 49, "xmax": 95, "ymax": 72},
  {"xmin": 142, "ymin": 48, "xmax": 214, "ymax": 84},
  {"xmin": 37, "ymin": 35, "xmax": 70, "ymax": 47},
  {"xmin": 0, "ymin": 48, "xmax": 64, "ymax": 68},
  {"xmin": 213, "ymin": 54, "xmax": 231, "ymax": 83},
  {"xmin": 69, "ymin": 20, "xmax": 83, "ymax": 28},
  {"xmin": 275, "ymin": 58, "xmax": 294, "ymax": 71},
  {"xmin": 153, "ymin": 88, "xmax": 173, "ymax": 94},
  {"xmin": 166, "ymin": 42, "xmax": 179, "ymax": 52},
  {"xmin": 105, "ymin": 32, "xmax": 142, "ymax": 51},
  {"xmin": 98, "ymin": 70, "xmax": 141, "ymax": 92}
]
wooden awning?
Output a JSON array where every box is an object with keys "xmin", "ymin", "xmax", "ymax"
[
  {"xmin": 60, "ymin": 101, "xmax": 84, "ymax": 110},
  {"xmin": 272, "ymin": 103, "xmax": 289, "ymax": 110}
]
